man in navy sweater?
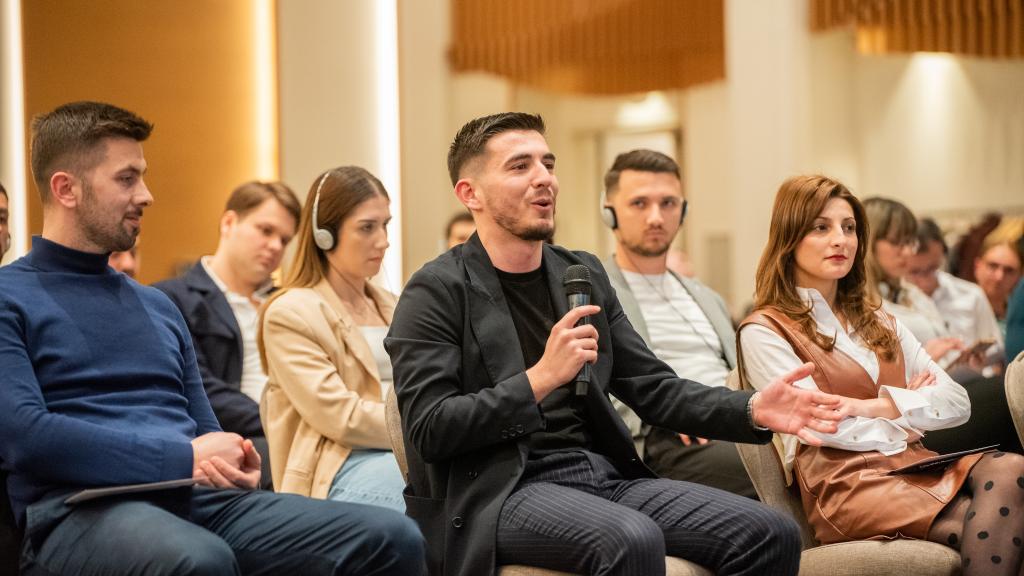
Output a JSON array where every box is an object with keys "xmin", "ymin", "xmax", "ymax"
[{"xmin": 0, "ymin": 101, "xmax": 423, "ymax": 576}]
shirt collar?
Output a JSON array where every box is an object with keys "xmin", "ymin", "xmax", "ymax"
[
  {"xmin": 200, "ymin": 256, "xmax": 273, "ymax": 301},
  {"xmin": 795, "ymin": 286, "xmax": 848, "ymax": 337}
]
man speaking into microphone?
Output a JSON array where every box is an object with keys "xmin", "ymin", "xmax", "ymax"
[{"xmin": 386, "ymin": 113, "xmax": 843, "ymax": 576}]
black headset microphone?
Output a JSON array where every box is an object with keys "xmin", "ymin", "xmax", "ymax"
[{"xmin": 562, "ymin": 264, "xmax": 593, "ymax": 397}]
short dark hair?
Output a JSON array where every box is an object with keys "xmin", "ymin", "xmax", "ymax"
[
  {"xmin": 447, "ymin": 112, "xmax": 545, "ymax": 186},
  {"xmin": 604, "ymin": 149, "xmax": 680, "ymax": 198},
  {"xmin": 445, "ymin": 211, "xmax": 474, "ymax": 239},
  {"xmin": 0, "ymin": 181, "xmax": 6, "ymax": 199},
  {"xmin": 916, "ymin": 217, "xmax": 947, "ymax": 254},
  {"xmin": 31, "ymin": 101, "xmax": 153, "ymax": 203},
  {"xmin": 225, "ymin": 181, "xmax": 301, "ymax": 226}
]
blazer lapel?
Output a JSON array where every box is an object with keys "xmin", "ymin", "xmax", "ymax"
[
  {"xmin": 313, "ymin": 280, "xmax": 381, "ymax": 382},
  {"xmin": 462, "ymin": 236, "xmax": 526, "ymax": 387},
  {"xmin": 543, "ymin": 247, "xmax": 604, "ymax": 403},
  {"xmin": 367, "ymin": 282, "xmax": 396, "ymax": 324},
  {"xmin": 542, "ymin": 246, "xmax": 569, "ymax": 320},
  {"xmin": 677, "ymin": 273, "xmax": 737, "ymax": 368},
  {"xmin": 604, "ymin": 256, "xmax": 651, "ymax": 345},
  {"xmin": 186, "ymin": 262, "xmax": 242, "ymax": 345}
]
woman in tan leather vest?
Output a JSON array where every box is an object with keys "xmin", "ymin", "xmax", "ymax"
[{"xmin": 738, "ymin": 175, "xmax": 1024, "ymax": 575}]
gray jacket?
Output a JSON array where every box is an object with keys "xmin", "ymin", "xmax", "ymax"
[{"xmin": 604, "ymin": 256, "xmax": 737, "ymax": 454}]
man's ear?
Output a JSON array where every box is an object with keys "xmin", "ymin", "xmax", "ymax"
[
  {"xmin": 454, "ymin": 179, "xmax": 482, "ymax": 212},
  {"xmin": 49, "ymin": 172, "xmax": 79, "ymax": 208},
  {"xmin": 220, "ymin": 210, "xmax": 239, "ymax": 236}
]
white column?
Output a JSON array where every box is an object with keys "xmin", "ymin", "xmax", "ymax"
[
  {"xmin": 398, "ymin": 0, "xmax": 466, "ymax": 271},
  {"xmin": 277, "ymin": 0, "xmax": 402, "ymax": 290},
  {"xmin": 725, "ymin": 0, "xmax": 812, "ymax": 314},
  {"xmin": 1, "ymin": 0, "xmax": 27, "ymax": 263}
]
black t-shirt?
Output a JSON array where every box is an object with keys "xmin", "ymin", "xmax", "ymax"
[{"xmin": 496, "ymin": 264, "xmax": 591, "ymax": 457}]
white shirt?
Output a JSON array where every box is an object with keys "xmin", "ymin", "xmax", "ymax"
[
  {"xmin": 879, "ymin": 281, "xmax": 949, "ymax": 343},
  {"xmin": 739, "ymin": 287, "xmax": 970, "ymax": 472},
  {"xmin": 931, "ymin": 270, "xmax": 1004, "ymax": 351},
  {"xmin": 359, "ymin": 326, "xmax": 393, "ymax": 398},
  {"xmin": 621, "ymin": 270, "xmax": 731, "ymax": 387},
  {"xmin": 202, "ymin": 257, "xmax": 272, "ymax": 403}
]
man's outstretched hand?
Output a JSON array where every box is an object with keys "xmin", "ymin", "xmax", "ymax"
[{"xmin": 750, "ymin": 362, "xmax": 842, "ymax": 445}]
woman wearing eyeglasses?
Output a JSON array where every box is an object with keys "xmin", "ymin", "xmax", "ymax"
[{"xmin": 863, "ymin": 197, "xmax": 967, "ymax": 364}]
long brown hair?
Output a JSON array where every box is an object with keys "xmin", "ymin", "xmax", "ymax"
[
  {"xmin": 258, "ymin": 166, "xmax": 388, "ymax": 368},
  {"xmin": 862, "ymin": 196, "xmax": 917, "ymax": 303},
  {"xmin": 753, "ymin": 175, "xmax": 900, "ymax": 361}
]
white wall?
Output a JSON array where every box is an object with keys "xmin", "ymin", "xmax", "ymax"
[
  {"xmin": 683, "ymin": 80, "xmax": 733, "ymax": 301},
  {"xmin": 857, "ymin": 53, "xmax": 1024, "ymax": 213},
  {"xmin": 724, "ymin": 0, "xmax": 812, "ymax": 314},
  {"xmin": 278, "ymin": 0, "xmax": 403, "ymax": 289}
]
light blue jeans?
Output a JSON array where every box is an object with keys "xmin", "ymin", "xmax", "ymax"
[{"xmin": 327, "ymin": 449, "xmax": 406, "ymax": 513}]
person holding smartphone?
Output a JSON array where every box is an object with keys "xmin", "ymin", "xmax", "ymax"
[{"xmin": 906, "ymin": 217, "xmax": 1004, "ymax": 374}]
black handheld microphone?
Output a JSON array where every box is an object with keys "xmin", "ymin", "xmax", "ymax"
[{"xmin": 563, "ymin": 265, "xmax": 592, "ymax": 397}]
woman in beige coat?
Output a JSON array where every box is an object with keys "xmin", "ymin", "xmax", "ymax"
[{"xmin": 258, "ymin": 166, "xmax": 404, "ymax": 511}]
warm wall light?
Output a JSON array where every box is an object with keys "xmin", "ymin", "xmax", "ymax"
[
  {"xmin": 375, "ymin": 0, "xmax": 402, "ymax": 289},
  {"xmin": 253, "ymin": 0, "xmax": 278, "ymax": 180},
  {"xmin": 906, "ymin": 53, "xmax": 962, "ymax": 131},
  {"xmin": 616, "ymin": 92, "xmax": 678, "ymax": 128},
  {"xmin": 1, "ymin": 0, "xmax": 27, "ymax": 259}
]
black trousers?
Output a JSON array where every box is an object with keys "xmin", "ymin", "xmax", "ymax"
[
  {"xmin": 495, "ymin": 450, "xmax": 800, "ymax": 576},
  {"xmin": 643, "ymin": 427, "xmax": 759, "ymax": 500},
  {"xmin": 922, "ymin": 374, "xmax": 1022, "ymax": 455}
]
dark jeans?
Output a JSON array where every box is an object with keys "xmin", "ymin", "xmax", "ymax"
[
  {"xmin": 643, "ymin": 426, "xmax": 759, "ymax": 500},
  {"xmin": 20, "ymin": 486, "xmax": 424, "ymax": 576},
  {"xmin": 495, "ymin": 450, "xmax": 800, "ymax": 576}
]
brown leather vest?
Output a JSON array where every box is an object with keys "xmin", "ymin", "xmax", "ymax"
[{"xmin": 739, "ymin": 307, "xmax": 978, "ymax": 543}]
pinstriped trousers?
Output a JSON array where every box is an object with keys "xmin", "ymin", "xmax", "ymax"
[{"xmin": 495, "ymin": 450, "xmax": 800, "ymax": 576}]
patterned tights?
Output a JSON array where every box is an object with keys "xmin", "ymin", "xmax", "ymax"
[{"xmin": 928, "ymin": 451, "xmax": 1024, "ymax": 576}]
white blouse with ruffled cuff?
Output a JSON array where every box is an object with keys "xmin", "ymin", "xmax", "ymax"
[{"xmin": 738, "ymin": 287, "xmax": 971, "ymax": 471}]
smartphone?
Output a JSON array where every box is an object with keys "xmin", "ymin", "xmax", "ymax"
[{"xmin": 951, "ymin": 338, "xmax": 997, "ymax": 366}]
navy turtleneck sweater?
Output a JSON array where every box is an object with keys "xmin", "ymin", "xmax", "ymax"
[{"xmin": 0, "ymin": 237, "xmax": 220, "ymax": 524}]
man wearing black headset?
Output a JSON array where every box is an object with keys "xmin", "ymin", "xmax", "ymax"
[{"xmin": 602, "ymin": 149, "xmax": 757, "ymax": 498}]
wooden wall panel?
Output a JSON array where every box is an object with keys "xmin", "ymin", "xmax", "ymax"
[
  {"xmin": 811, "ymin": 0, "xmax": 1024, "ymax": 58},
  {"xmin": 450, "ymin": 0, "xmax": 725, "ymax": 95},
  {"xmin": 21, "ymin": 0, "xmax": 276, "ymax": 284}
]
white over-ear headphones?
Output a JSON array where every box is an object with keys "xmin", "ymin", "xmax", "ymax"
[
  {"xmin": 600, "ymin": 199, "xmax": 688, "ymax": 230},
  {"xmin": 311, "ymin": 171, "xmax": 335, "ymax": 251},
  {"xmin": 600, "ymin": 205, "xmax": 618, "ymax": 230}
]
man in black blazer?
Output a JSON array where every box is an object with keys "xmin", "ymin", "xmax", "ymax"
[
  {"xmin": 385, "ymin": 113, "xmax": 843, "ymax": 576},
  {"xmin": 156, "ymin": 181, "xmax": 300, "ymax": 488}
]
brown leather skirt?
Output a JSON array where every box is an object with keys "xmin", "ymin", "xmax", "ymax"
[{"xmin": 794, "ymin": 442, "xmax": 984, "ymax": 544}]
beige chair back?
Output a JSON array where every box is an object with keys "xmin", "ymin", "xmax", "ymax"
[
  {"xmin": 1006, "ymin": 351, "xmax": 1024, "ymax": 448},
  {"xmin": 385, "ymin": 387, "xmax": 409, "ymax": 481},
  {"xmin": 735, "ymin": 441, "xmax": 819, "ymax": 549}
]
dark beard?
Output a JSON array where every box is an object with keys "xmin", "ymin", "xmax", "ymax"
[
  {"xmin": 517, "ymin": 225, "xmax": 555, "ymax": 242},
  {"xmin": 80, "ymin": 180, "xmax": 138, "ymax": 252},
  {"xmin": 493, "ymin": 211, "xmax": 555, "ymax": 243},
  {"xmin": 622, "ymin": 237, "xmax": 670, "ymax": 258}
]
